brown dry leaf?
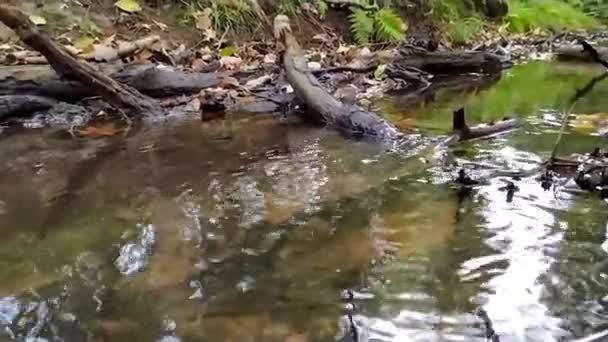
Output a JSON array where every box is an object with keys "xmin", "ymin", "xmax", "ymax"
[
  {"xmin": 152, "ymin": 19, "xmax": 168, "ymax": 31},
  {"xmin": 263, "ymin": 53, "xmax": 276, "ymax": 64},
  {"xmin": 312, "ymin": 33, "xmax": 331, "ymax": 44},
  {"xmin": 92, "ymin": 44, "xmax": 118, "ymax": 62},
  {"xmin": 245, "ymin": 74, "xmax": 271, "ymax": 89},
  {"xmin": 77, "ymin": 123, "xmax": 121, "ymax": 137},
  {"xmin": 220, "ymin": 76, "xmax": 240, "ymax": 88},
  {"xmin": 102, "ymin": 34, "xmax": 116, "ymax": 46},
  {"xmin": 191, "ymin": 58, "xmax": 206, "ymax": 72},
  {"xmin": 183, "ymin": 98, "xmax": 201, "ymax": 112},
  {"xmin": 135, "ymin": 49, "xmax": 154, "ymax": 61},
  {"xmin": 395, "ymin": 118, "xmax": 415, "ymax": 130},
  {"xmin": 219, "ymin": 56, "xmax": 242, "ymax": 70}
]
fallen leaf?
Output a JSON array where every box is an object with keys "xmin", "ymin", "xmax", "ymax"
[
  {"xmin": 114, "ymin": 0, "xmax": 142, "ymax": 13},
  {"xmin": 184, "ymin": 98, "xmax": 201, "ymax": 112},
  {"xmin": 263, "ymin": 53, "xmax": 276, "ymax": 64},
  {"xmin": 245, "ymin": 75, "xmax": 271, "ymax": 89},
  {"xmin": 203, "ymin": 28, "xmax": 217, "ymax": 41},
  {"xmin": 135, "ymin": 49, "xmax": 154, "ymax": 61},
  {"xmin": 307, "ymin": 61, "xmax": 321, "ymax": 70},
  {"xmin": 312, "ymin": 33, "xmax": 331, "ymax": 43},
  {"xmin": 220, "ymin": 76, "xmax": 240, "ymax": 88},
  {"xmin": 77, "ymin": 123, "xmax": 121, "ymax": 137},
  {"xmin": 152, "ymin": 20, "xmax": 168, "ymax": 31},
  {"xmin": 191, "ymin": 58, "xmax": 206, "ymax": 72},
  {"xmin": 374, "ymin": 64, "xmax": 386, "ymax": 80},
  {"xmin": 28, "ymin": 15, "xmax": 47, "ymax": 26},
  {"xmin": 219, "ymin": 45, "xmax": 236, "ymax": 57},
  {"xmin": 73, "ymin": 36, "xmax": 95, "ymax": 50},
  {"xmin": 92, "ymin": 44, "xmax": 118, "ymax": 62},
  {"xmin": 395, "ymin": 118, "xmax": 415, "ymax": 130},
  {"xmin": 219, "ymin": 56, "xmax": 242, "ymax": 70},
  {"xmin": 195, "ymin": 9, "xmax": 212, "ymax": 31}
]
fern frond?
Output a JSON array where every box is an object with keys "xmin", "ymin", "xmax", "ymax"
[
  {"xmin": 373, "ymin": 8, "xmax": 406, "ymax": 42},
  {"xmin": 349, "ymin": 7, "xmax": 374, "ymax": 44}
]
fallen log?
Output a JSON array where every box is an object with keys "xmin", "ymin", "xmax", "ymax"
[
  {"xmin": 553, "ymin": 44, "xmax": 608, "ymax": 63},
  {"xmin": 0, "ymin": 5, "xmax": 158, "ymax": 114},
  {"xmin": 314, "ymin": 46, "xmax": 508, "ymax": 76},
  {"xmin": 273, "ymin": 15, "xmax": 404, "ymax": 142},
  {"xmin": 0, "ymin": 63, "xmax": 229, "ymax": 101},
  {"xmin": 0, "ymin": 94, "xmax": 56, "ymax": 119}
]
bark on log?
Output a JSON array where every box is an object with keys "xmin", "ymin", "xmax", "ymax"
[
  {"xmin": 0, "ymin": 63, "xmax": 229, "ymax": 101},
  {"xmin": 554, "ymin": 44, "xmax": 608, "ymax": 65},
  {"xmin": 274, "ymin": 15, "xmax": 404, "ymax": 142},
  {"xmin": 391, "ymin": 48, "xmax": 507, "ymax": 75},
  {"xmin": 0, "ymin": 5, "xmax": 158, "ymax": 114},
  {"xmin": 315, "ymin": 49, "xmax": 508, "ymax": 76},
  {"xmin": 0, "ymin": 95, "xmax": 56, "ymax": 119}
]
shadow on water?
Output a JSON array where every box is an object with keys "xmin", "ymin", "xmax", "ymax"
[{"xmin": 1, "ymin": 61, "xmax": 608, "ymax": 341}]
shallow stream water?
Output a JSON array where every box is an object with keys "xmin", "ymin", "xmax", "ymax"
[{"xmin": 1, "ymin": 61, "xmax": 607, "ymax": 342}]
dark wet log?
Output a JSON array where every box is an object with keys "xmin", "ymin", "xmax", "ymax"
[
  {"xmin": 392, "ymin": 48, "xmax": 508, "ymax": 75},
  {"xmin": 314, "ymin": 48, "xmax": 508, "ymax": 76},
  {"xmin": 274, "ymin": 15, "xmax": 403, "ymax": 142},
  {"xmin": 0, "ymin": 95, "xmax": 56, "ymax": 119},
  {"xmin": 554, "ymin": 43, "xmax": 608, "ymax": 66},
  {"xmin": 0, "ymin": 5, "xmax": 158, "ymax": 114},
  {"xmin": 0, "ymin": 63, "xmax": 229, "ymax": 101},
  {"xmin": 443, "ymin": 108, "xmax": 517, "ymax": 145}
]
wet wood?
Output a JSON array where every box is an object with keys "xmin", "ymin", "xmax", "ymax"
[
  {"xmin": 315, "ymin": 47, "xmax": 507, "ymax": 76},
  {"xmin": 0, "ymin": 63, "xmax": 229, "ymax": 101},
  {"xmin": 443, "ymin": 108, "xmax": 517, "ymax": 145},
  {"xmin": 274, "ymin": 15, "xmax": 403, "ymax": 142},
  {"xmin": 0, "ymin": 94, "xmax": 56, "ymax": 119},
  {"xmin": 555, "ymin": 43, "xmax": 608, "ymax": 66},
  {"xmin": 0, "ymin": 5, "xmax": 158, "ymax": 114}
]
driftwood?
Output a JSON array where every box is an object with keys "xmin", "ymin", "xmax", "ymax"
[
  {"xmin": 0, "ymin": 5, "xmax": 158, "ymax": 114},
  {"xmin": 274, "ymin": 15, "xmax": 404, "ymax": 142},
  {"xmin": 0, "ymin": 63, "xmax": 229, "ymax": 101}
]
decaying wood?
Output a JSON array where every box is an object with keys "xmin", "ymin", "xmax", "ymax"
[
  {"xmin": 274, "ymin": 15, "xmax": 404, "ymax": 142},
  {"xmin": 314, "ymin": 47, "xmax": 508, "ymax": 76},
  {"xmin": 553, "ymin": 44, "xmax": 608, "ymax": 63},
  {"xmin": 0, "ymin": 63, "xmax": 229, "ymax": 101},
  {"xmin": 443, "ymin": 108, "xmax": 517, "ymax": 145},
  {"xmin": 0, "ymin": 5, "xmax": 158, "ymax": 114},
  {"xmin": 0, "ymin": 94, "xmax": 56, "ymax": 119}
]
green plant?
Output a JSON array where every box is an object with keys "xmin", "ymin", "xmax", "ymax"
[
  {"xmin": 348, "ymin": 6, "xmax": 406, "ymax": 44},
  {"xmin": 506, "ymin": 0, "xmax": 598, "ymax": 33},
  {"xmin": 178, "ymin": 0, "xmax": 258, "ymax": 33},
  {"xmin": 425, "ymin": 0, "xmax": 483, "ymax": 43},
  {"xmin": 447, "ymin": 16, "xmax": 483, "ymax": 43}
]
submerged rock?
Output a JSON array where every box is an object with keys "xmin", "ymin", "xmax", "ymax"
[
  {"xmin": 115, "ymin": 224, "xmax": 157, "ymax": 275},
  {"xmin": 0, "ymin": 296, "xmax": 20, "ymax": 325}
]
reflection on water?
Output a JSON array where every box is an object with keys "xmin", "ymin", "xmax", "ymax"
[{"xmin": 1, "ymin": 62, "xmax": 608, "ymax": 341}]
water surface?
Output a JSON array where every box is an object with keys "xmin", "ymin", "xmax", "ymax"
[{"xmin": 1, "ymin": 61, "xmax": 607, "ymax": 342}]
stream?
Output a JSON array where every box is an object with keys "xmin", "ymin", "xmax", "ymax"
[{"xmin": 1, "ymin": 60, "xmax": 607, "ymax": 342}]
